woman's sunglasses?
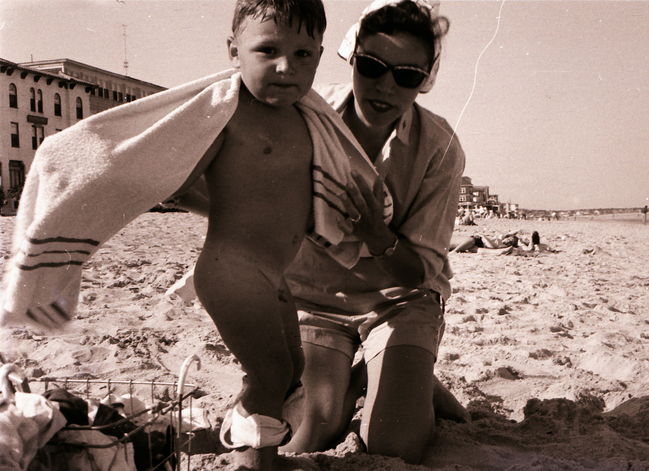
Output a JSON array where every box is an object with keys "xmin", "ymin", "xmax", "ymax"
[{"xmin": 353, "ymin": 53, "xmax": 430, "ymax": 89}]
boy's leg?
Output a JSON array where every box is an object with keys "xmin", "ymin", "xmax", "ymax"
[
  {"xmin": 362, "ymin": 345, "xmax": 435, "ymax": 464},
  {"xmin": 194, "ymin": 251, "xmax": 295, "ymax": 470},
  {"xmin": 278, "ymin": 279, "xmax": 305, "ymax": 389}
]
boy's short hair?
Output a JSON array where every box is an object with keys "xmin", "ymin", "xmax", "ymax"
[
  {"xmin": 359, "ymin": 1, "xmax": 449, "ymax": 66},
  {"xmin": 232, "ymin": 0, "xmax": 327, "ymax": 38}
]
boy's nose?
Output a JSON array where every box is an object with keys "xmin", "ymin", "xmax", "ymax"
[{"xmin": 275, "ymin": 56, "xmax": 294, "ymax": 75}]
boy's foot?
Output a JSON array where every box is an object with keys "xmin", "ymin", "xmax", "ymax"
[
  {"xmin": 231, "ymin": 449, "xmax": 318, "ymax": 471},
  {"xmin": 231, "ymin": 446, "xmax": 275, "ymax": 471},
  {"xmin": 275, "ymin": 454, "xmax": 319, "ymax": 471}
]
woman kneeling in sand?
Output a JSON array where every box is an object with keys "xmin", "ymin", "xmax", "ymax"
[{"xmin": 281, "ymin": 0, "xmax": 468, "ymax": 464}]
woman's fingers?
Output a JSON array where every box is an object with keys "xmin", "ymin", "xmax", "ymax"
[
  {"xmin": 341, "ymin": 193, "xmax": 361, "ymax": 221},
  {"xmin": 372, "ymin": 176, "xmax": 385, "ymax": 209}
]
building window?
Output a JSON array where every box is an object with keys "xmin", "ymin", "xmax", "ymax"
[
  {"xmin": 459, "ymin": 195, "xmax": 466, "ymax": 202},
  {"xmin": 9, "ymin": 83, "xmax": 18, "ymax": 108},
  {"xmin": 54, "ymin": 93, "xmax": 62, "ymax": 116},
  {"xmin": 37, "ymin": 89, "xmax": 43, "ymax": 113},
  {"xmin": 30, "ymin": 88, "xmax": 36, "ymax": 112},
  {"xmin": 9, "ymin": 160, "xmax": 25, "ymax": 189},
  {"xmin": 103, "ymin": 88, "xmax": 109, "ymax": 98},
  {"xmin": 76, "ymin": 97, "xmax": 83, "ymax": 119},
  {"xmin": 98, "ymin": 88, "xmax": 103, "ymax": 98},
  {"xmin": 460, "ymin": 187, "xmax": 467, "ymax": 194},
  {"xmin": 10, "ymin": 122, "xmax": 20, "ymax": 148},
  {"xmin": 32, "ymin": 126, "xmax": 45, "ymax": 150},
  {"xmin": 112, "ymin": 90, "xmax": 118, "ymax": 101}
]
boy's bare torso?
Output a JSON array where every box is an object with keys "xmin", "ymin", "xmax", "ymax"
[{"xmin": 201, "ymin": 91, "xmax": 313, "ymax": 272}]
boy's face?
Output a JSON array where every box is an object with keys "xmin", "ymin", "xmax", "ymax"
[{"xmin": 229, "ymin": 15, "xmax": 323, "ymax": 107}]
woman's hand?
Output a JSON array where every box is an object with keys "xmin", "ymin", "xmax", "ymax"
[{"xmin": 339, "ymin": 172, "xmax": 395, "ymax": 255}]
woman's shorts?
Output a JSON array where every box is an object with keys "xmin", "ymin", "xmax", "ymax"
[{"xmin": 298, "ymin": 291, "xmax": 445, "ymax": 363}]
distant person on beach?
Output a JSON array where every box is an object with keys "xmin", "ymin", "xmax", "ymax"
[
  {"xmin": 280, "ymin": 1, "xmax": 468, "ymax": 463},
  {"xmin": 451, "ymin": 230, "xmax": 550, "ymax": 254}
]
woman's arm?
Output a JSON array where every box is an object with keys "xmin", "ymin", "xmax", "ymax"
[{"xmin": 341, "ymin": 173, "xmax": 425, "ymax": 288}]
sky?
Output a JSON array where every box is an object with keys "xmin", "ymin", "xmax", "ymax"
[{"xmin": 1, "ymin": 0, "xmax": 647, "ymax": 210}]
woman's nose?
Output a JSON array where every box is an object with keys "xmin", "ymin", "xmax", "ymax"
[{"xmin": 374, "ymin": 70, "xmax": 396, "ymax": 93}]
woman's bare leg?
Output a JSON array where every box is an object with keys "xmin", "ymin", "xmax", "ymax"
[{"xmin": 362, "ymin": 346, "xmax": 435, "ymax": 464}]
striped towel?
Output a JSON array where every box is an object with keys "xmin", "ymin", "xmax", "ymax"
[{"xmin": 0, "ymin": 69, "xmax": 392, "ymax": 329}]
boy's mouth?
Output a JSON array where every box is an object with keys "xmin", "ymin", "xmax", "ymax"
[{"xmin": 270, "ymin": 83, "xmax": 298, "ymax": 89}]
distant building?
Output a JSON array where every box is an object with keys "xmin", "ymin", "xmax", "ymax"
[
  {"xmin": 459, "ymin": 176, "xmax": 499, "ymax": 208},
  {"xmin": 1, "ymin": 58, "xmax": 166, "ymax": 212},
  {"xmin": 458, "ymin": 176, "xmax": 473, "ymax": 207},
  {"xmin": 20, "ymin": 59, "xmax": 165, "ymax": 115}
]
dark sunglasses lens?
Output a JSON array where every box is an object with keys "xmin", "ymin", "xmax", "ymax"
[
  {"xmin": 355, "ymin": 56, "xmax": 388, "ymax": 79},
  {"xmin": 393, "ymin": 69, "xmax": 427, "ymax": 89}
]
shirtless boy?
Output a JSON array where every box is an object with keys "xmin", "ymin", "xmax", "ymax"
[{"xmin": 184, "ymin": 1, "xmax": 326, "ymax": 469}]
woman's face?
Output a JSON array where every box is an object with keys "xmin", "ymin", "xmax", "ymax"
[{"xmin": 351, "ymin": 31, "xmax": 431, "ymax": 129}]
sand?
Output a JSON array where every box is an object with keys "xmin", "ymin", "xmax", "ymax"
[{"xmin": 1, "ymin": 212, "xmax": 648, "ymax": 470}]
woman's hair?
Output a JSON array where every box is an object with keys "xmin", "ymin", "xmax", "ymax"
[
  {"xmin": 358, "ymin": 1, "xmax": 449, "ymax": 66},
  {"xmin": 232, "ymin": 0, "xmax": 327, "ymax": 38}
]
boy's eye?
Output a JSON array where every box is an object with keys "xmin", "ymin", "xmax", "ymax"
[
  {"xmin": 257, "ymin": 47, "xmax": 276, "ymax": 55},
  {"xmin": 296, "ymin": 50, "xmax": 312, "ymax": 58}
]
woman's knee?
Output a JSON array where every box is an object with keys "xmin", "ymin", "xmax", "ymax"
[{"xmin": 363, "ymin": 425, "xmax": 430, "ymax": 464}]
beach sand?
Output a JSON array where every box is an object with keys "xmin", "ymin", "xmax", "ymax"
[{"xmin": 1, "ymin": 212, "xmax": 648, "ymax": 470}]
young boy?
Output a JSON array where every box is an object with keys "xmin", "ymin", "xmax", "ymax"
[{"xmin": 187, "ymin": 1, "xmax": 325, "ymax": 469}]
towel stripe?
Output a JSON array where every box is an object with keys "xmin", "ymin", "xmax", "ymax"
[
  {"xmin": 314, "ymin": 191, "xmax": 348, "ymax": 219},
  {"xmin": 37, "ymin": 306, "xmax": 59, "ymax": 325},
  {"xmin": 28, "ymin": 236, "xmax": 100, "ymax": 246},
  {"xmin": 312, "ymin": 165, "xmax": 347, "ymax": 192},
  {"xmin": 25, "ymin": 249, "xmax": 92, "ymax": 257},
  {"xmin": 314, "ymin": 167, "xmax": 392, "ymax": 214},
  {"xmin": 17, "ymin": 260, "xmax": 85, "ymax": 270},
  {"xmin": 51, "ymin": 302, "xmax": 71, "ymax": 321},
  {"xmin": 313, "ymin": 178, "xmax": 344, "ymax": 200},
  {"xmin": 310, "ymin": 233, "xmax": 332, "ymax": 248}
]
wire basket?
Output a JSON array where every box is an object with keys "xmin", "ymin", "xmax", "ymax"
[{"xmin": 3, "ymin": 355, "xmax": 203, "ymax": 471}]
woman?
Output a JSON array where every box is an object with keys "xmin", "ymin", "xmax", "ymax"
[{"xmin": 282, "ymin": 0, "xmax": 466, "ymax": 463}]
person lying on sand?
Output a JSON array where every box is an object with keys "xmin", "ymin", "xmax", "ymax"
[{"xmin": 451, "ymin": 231, "xmax": 554, "ymax": 254}]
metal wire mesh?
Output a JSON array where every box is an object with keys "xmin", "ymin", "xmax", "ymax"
[{"xmin": 8, "ymin": 355, "xmax": 203, "ymax": 471}]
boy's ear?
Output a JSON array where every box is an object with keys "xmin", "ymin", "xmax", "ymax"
[{"xmin": 227, "ymin": 36, "xmax": 240, "ymax": 67}]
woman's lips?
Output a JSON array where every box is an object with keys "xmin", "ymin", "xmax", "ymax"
[{"xmin": 368, "ymin": 99, "xmax": 393, "ymax": 113}]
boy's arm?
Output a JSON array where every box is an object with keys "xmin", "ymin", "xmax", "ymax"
[
  {"xmin": 166, "ymin": 133, "xmax": 225, "ymax": 217},
  {"xmin": 170, "ymin": 177, "xmax": 210, "ymax": 217}
]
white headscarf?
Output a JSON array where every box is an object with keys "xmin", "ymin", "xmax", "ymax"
[{"xmin": 337, "ymin": 0, "xmax": 447, "ymax": 93}]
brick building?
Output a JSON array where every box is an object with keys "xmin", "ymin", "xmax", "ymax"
[{"xmin": 1, "ymin": 58, "xmax": 165, "ymax": 213}]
